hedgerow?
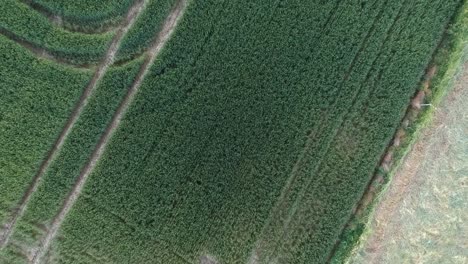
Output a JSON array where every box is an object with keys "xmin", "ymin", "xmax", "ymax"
[
  {"xmin": 42, "ymin": 0, "xmax": 461, "ymax": 263},
  {"xmin": 30, "ymin": 0, "xmax": 134, "ymax": 32},
  {"xmin": 0, "ymin": 0, "xmax": 113, "ymax": 64},
  {"xmin": 2, "ymin": 58, "xmax": 145, "ymax": 263},
  {"xmin": 0, "ymin": 35, "xmax": 90, "ymax": 236}
]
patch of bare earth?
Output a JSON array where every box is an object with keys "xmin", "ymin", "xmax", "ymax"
[
  {"xmin": 200, "ymin": 255, "xmax": 219, "ymax": 264},
  {"xmin": 349, "ymin": 62, "xmax": 468, "ymax": 264}
]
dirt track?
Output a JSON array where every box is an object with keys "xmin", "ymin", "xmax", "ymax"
[
  {"xmin": 30, "ymin": 1, "xmax": 188, "ymax": 263},
  {"xmin": 0, "ymin": 0, "xmax": 147, "ymax": 251}
]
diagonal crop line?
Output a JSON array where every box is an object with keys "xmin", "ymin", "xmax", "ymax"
[
  {"xmin": 30, "ymin": 1, "xmax": 188, "ymax": 263},
  {"xmin": 0, "ymin": 0, "xmax": 148, "ymax": 250},
  {"xmin": 324, "ymin": 2, "xmax": 466, "ymax": 262},
  {"xmin": 323, "ymin": 6, "xmax": 461, "ymax": 262},
  {"xmin": 0, "ymin": 25, "xmax": 150, "ymax": 69}
]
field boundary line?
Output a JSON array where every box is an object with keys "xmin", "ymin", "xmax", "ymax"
[
  {"xmin": 19, "ymin": 0, "xmax": 121, "ymax": 34},
  {"xmin": 0, "ymin": 0, "xmax": 148, "ymax": 250},
  {"xmin": 30, "ymin": 1, "xmax": 188, "ymax": 263}
]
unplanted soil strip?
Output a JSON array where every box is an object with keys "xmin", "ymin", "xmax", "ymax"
[
  {"xmin": 0, "ymin": 0, "xmax": 147, "ymax": 250},
  {"xmin": 31, "ymin": 1, "xmax": 187, "ymax": 263}
]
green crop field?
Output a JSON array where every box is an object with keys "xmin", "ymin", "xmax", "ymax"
[{"xmin": 0, "ymin": 0, "xmax": 463, "ymax": 263}]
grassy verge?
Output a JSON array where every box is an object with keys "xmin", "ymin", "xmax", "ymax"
[{"xmin": 330, "ymin": 2, "xmax": 468, "ymax": 263}]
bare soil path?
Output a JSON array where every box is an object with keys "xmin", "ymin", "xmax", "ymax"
[
  {"xmin": 30, "ymin": 1, "xmax": 188, "ymax": 263},
  {"xmin": 0, "ymin": 0, "xmax": 147, "ymax": 250},
  {"xmin": 349, "ymin": 61, "xmax": 468, "ymax": 264}
]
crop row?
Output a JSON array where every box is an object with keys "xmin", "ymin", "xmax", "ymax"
[
  {"xmin": 45, "ymin": 0, "xmax": 459, "ymax": 263},
  {"xmin": 0, "ymin": 34, "xmax": 91, "ymax": 259},
  {"xmin": 28, "ymin": 0, "xmax": 134, "ymax": 32}
]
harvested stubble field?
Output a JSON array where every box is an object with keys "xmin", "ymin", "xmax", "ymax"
[{"xmin": 0, "ymin": 0, "xmax": 463, "ymax": 263}]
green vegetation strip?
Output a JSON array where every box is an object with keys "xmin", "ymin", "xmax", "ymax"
[
  {"xmin": 0, "ymin": 0, "xmax": 113, "ymax": 64},
  {"xmin": 30, "ymin": 0, "xmax": 459, "ymax": 263}
]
